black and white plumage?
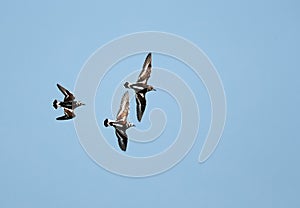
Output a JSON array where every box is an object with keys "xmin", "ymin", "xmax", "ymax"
[
  {"xmin": 53, "ymin": 83, "xmax": 85, "ymax": 120},
  {"xmin": 104, "ymin": 91, "xmax": 135, "ymax": 151},
  {"xmin": 56, "ymin": 108, "xmax": 76, "ymax": 120},
  {"xmin": 124, "ymin": 53, "xmax": 156, "ymax": 122}
]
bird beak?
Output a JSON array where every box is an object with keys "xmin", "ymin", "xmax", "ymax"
[{"xmin": 153, "ymin": 88, "xmax": 156, "ymax": 91}]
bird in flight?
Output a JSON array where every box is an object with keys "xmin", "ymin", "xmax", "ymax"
[
  {"xmin": 53, "ymin": 83, "xmax": 85, "ymax": 120},
  {"xmin": 124, "ymin": 53, "xmax": 156, "ymax": 122},
  {"xmin": 104, "ymin": 91, "xmax": 135, "ymax": 151}
]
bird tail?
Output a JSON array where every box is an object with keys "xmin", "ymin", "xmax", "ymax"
[
  {"xmin": 104, "ymin": 119, "xmax": 110, "ymax": 127},
  {"xmin": 53, "ymin": 100, "xmax": 60, "ymax": 109},
  {"xmin": 124, "ymin": 82, "xmax": 130, "ymax": 88}
]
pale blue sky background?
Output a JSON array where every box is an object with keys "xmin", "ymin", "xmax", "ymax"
[{"xmin": 1, "ymin": 0, "xmax": 299, "ymax": 207}]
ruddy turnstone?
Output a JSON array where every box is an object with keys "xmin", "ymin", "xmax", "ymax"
[
  {"xmin": 104, "ymin": 91, "xmax": 135, "ymax": 151},
  {"xmin": 124, "ymin": 53, "xmax": 156, "ymax": 122},
  {"xmin": 53, "ymin": 83, "xmax": 85, "ymax": 120}
]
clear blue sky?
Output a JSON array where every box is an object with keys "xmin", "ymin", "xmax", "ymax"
[{"xmin": 1, "ymin": 0, "xmax": 299, "ymax": 207}]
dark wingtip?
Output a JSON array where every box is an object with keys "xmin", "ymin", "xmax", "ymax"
[
  {"xmin": 137, "ymin": 115, "xmax": 142, "ymax": 122},
  {"xmin": 104, "ymin": 119, "xmax": 109, "ymax": 127},
  {"xmin": 120, "ymin": 142, "xmax": 127, "ymax": 151},
  {"xmin": 137, "ymin": 108, "xmax": 145, "ymax": 122}
]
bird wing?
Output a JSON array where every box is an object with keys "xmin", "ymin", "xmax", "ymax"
[
  {"xmin": 57, "ymin": 83, "xmax": 75, "ymax": 102},
  {"xmin": 115, "ymin": 128, "xmax": 128, "ymax": 151},
  {"xmin": 136, "ymin": 53, "xmax": 152, "ymax": 84},
  {"xmin": 135, "ymin": 91, "xmax": 147, "ymax": 122},
  {"xmin": 116, "ymin": 91, "xmax": 130, "ymax": 122},
  {"xmin": 56, "ymin": 108, "xmax": 75, "ymax": 120}
]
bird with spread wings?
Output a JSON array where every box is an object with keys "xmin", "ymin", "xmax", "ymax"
[
  {"xmin": 53, "ymin": 83, "xmax": 85, "ymax": 120},
  {"xmin": 124, "ymin": 53, "xmax": 156, "ymax": 122},
  {"xmin": 104, "ymin": 91, "xmax": 135, "ymax": 151}
]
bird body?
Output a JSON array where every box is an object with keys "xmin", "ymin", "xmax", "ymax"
[
  {"xmin": 53, "ymin": 83, "xmax": 85, "ymax": 120},
  {"xmin": 104, "ymin": 91, "xmax": 135, "ymax": 151},
  {"xmin": 124, "ymin": 53, "xmax": 155, "ymax": 122},
  {"xmin": 124, "ymin": 82, "xmax": 153, "ymax": 93},
  {"xmin": 53, "ymin": 99, "xmax": 84, "ymax": 110}
]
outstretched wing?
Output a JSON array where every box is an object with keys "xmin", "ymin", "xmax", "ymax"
[
  {"xmin": 115, "ymin": 128, "xmax": 128, "ymax": 151},
  {"xmin": 135, "ymin": 91, "xmax": 146, "ymax": 122},
  {"xmin": 116, "ymin": 91, "xmax": 130, "ymax": 122},
  {"xmin": 57, "ymin": 83, "xmax": 75, "ymax": 102},
  {"xmin": 136, "ymin": 53, "xmax": 152, "ymax": 84},
  {"xmin": 56, "ymin": 108, "xmax": 75, "ymax": 120}
]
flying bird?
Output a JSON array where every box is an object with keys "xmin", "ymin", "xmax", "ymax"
[
  {"xmin": 124, "ymin": 53, "xmax": 156, "ymax": 122},
  {"xmin": 104, "ymin": 91, "xmax": 135, "ymax": 151},
  {"xmin": 53, "ymin": 83, "xmax": 85, "ymax": 120}
]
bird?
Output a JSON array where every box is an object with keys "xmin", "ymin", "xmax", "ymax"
[
  {"xmin": 124, "ymin": 53, "xmax": 156, "ymax": 122},
  {"xmin": 104, "ymin": 91, "xmax": 135, "ymax": 151},
  {"xmin": 53, "ymin": 83, "xmax": 85, "ymax": 120}
]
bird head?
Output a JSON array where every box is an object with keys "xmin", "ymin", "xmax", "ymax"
[
  {"xmin": 148, "ymin": 85, "xmax": 156, "ymax": 91},
  {"xmin": 77, "ymin": 101, "xmax": 85, "ymax": 106}
]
